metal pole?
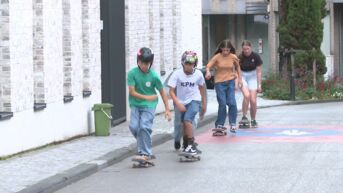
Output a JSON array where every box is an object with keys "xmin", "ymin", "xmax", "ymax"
[
  {"xmin": 312, "ymin": 48, "xmax": 317, "ymax": 91},
  {"xmin": 290, "ymin": 48, "xmax": 296, "ymax": 101}
]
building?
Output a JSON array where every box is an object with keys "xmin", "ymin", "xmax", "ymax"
[
  {"xmin": 0, "ymin": 0, "xmax": 202, "ymax": 157},
  {"xmin": 325, "ymin": 0, "xmax": 343, "ymax": 78},
  {"xmin": 0, "ymin": 0, "xmax": 101, "ymax": 157},
  {"xmin": 201, "ymin": 0, "xmax": 280, "ymax": 75}
]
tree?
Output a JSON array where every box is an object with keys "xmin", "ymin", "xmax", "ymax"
[{"xmin": 278, "ymin": 0, "xmax": 327, "ymax": 77}]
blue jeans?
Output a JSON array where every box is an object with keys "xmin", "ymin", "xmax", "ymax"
[
  {"xmin": 214, "ymin": 80, "xmax": 237, "ymax": 127},
  {"xmin": 174, "ymin": 103, "xmax": 198, "ymax": 142},
  {"xmin": 129, "ymin": 107, "xmax": 156, "ymax": 156}
]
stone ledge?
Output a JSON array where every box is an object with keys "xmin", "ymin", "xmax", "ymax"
[
  {"xmin": 83, "ymin": 90, "xmax": 92, "ymax": 98},
  {"xmin": 0, "ymin": 112, "xmax": 13, "ymax": 120},
  {"xmin": 34, "ymin": 103, "xmax": 47, "ymax": 111},
  {"xmin": 64, "ymin": 96, "xmax": 74, "ymax": 103}
]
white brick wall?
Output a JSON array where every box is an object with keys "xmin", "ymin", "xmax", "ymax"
[
  {"xmin": 44, "ymin": 0, "xmax": 64, "ymax": 103},
  {"xmin": 125, "ymin": 0, "xmax": 202, "ymax": 116},
  {"xmin": 0, "ymin": 0, "xmax": 11, "ymax": 112},
  {"xmin": 70, "ymin": 0, "xmax": 83, "ymax": 96},
  {"xmin": 180, "ymin": 0, "xmax": 202, "ymax": 67},
  {"xmin": 88, "ymin": 0, "xmax": 101, "ymax": 93},
  {"xmin": 0, "ymin": 0, "xmax": 102, "ymax": 157},
  {"xmin": 0, "ymin": 0, "xmax": 202, "ymax": 156},
  {"xmin": 9, "ymin": 0, "xmax": 34, "ymax": 112}
]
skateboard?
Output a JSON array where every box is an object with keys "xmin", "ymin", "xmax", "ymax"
[
  {"xmin": 178, "ymin": 152, "xmax": 201, "ymax": 162},
  {"xmin": 211, "ymin": 127, "xmax": 227, "ymax": 136},
  {"xmin": 132, "ymin": 156, "xmax": 155, "ymax": 168},
  {"xmin": 239, "ymin": 119, "xmax": 250, "ymax": 129}
]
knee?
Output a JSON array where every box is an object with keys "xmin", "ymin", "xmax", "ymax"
[
  {"xmin": 244, "ymin": 93, "xmax": 250, "ymax": 101},
  {"xmin": 129, "ymin": 121, "xmax": 139, "ymax": 132},
  {"xmin": 218, "ymin": 102, "xmax": 226, "ymax": 108},
  {"xmin": 250, "ymin": 99, "xmax": 257, "ymax": 107},
  {"xmin": 129, "ymin": 125, "xmax": 138, "ymax": 137},
  {"xmin": 140, "ymin": 127, "xmax": 152, "ymax": 135},
  {"xmin": 227, "ymin": 100, "xmax": 237, "ymax": 107}
]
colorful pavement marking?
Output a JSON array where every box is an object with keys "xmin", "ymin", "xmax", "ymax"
[{"xmin": 197, "ymin": 125, "xmax": 343, "ymax": 143}]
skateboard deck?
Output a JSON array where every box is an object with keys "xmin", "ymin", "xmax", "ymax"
[
  {"xmin": 178, "ymin": 152, "xmax": 201, "ymax": 162},
  {"xmin": 132, "ymin": 157, "xmax": 155, "ymax": 168},
  {"xmin": 211, "ymin": 128, "xmax": 227, "ymax": 136},
  {"xmin": 239, "ymin": 120, "xmax": 250, "ymax": 129},
  {"xmin": 250, "ymin": 123, "xmax": 258, "ymax": 128}
]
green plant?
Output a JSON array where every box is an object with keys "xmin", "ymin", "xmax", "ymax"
[
  {"xmin": 278, "ymin": 0, "xmax": 327, "ymax": 77},
  {"xmin": 262, "ymin": 74, "xmax": 290, "ymax": 100},
  {"xmin": 262, "ymin": 74, "xmax": 343, "ymax": 100}
]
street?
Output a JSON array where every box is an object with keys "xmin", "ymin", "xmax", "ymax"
[{"xmin": 56, "ymin": 102, "xmax": 343, "ymax": 193}]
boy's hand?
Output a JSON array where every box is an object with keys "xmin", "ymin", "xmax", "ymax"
[
  {"xmin": 165, "ymin": 110, "xmax": 172, "ymax": 121},
  {"xmin": 146, "ymin": 94, "xmax": 158, "ymax": 101}
]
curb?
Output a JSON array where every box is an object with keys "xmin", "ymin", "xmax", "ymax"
[
  {"xmin": 16, "ymin": 99, "xmax": 343, "ymax": 193},
  {"xmin": 16, "ymin": 132, "xmax": 175, "ymax": 193}
]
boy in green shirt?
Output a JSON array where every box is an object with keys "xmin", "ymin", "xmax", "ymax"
[{"xmin": 127, "ymin": 47, "xmax": 171, "ymax": 163}]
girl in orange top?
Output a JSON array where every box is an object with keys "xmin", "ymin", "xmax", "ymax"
[{"xmin": 205, "ymin": 39, "xmax": 242, "ymax": 133}]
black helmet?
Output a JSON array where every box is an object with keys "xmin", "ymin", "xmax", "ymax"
[
  {"xmin": 181, "ymin": 51, "xmax": 198, "ymax": 67},
  {"xmin": 137, "ymin": 47, "xmax": 154, "ymax": 64}
]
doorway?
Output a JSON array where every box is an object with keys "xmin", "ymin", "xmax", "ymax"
[{"xmin": 100, "ymin": 0, "xmax": 126, "ymax": 125}]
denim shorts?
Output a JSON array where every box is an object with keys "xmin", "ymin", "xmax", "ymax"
[
  {"xmin": 242, "ymin": 70, "xmax": 258, "ymax": 90},
  {"xmin": 181, "ymin": 100, "xmax": 201, "ymax": 123}
]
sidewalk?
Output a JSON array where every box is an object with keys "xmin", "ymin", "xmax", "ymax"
[{"xmin": 0, "ymin": 90, "xmax": 289, "ymax": 193}]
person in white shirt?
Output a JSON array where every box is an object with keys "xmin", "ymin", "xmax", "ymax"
[{"xmin": 168, "ymin": 51, "xmax": 206, "ymax": 155}]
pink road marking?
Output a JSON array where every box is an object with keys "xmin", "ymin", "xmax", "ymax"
[{"xmin": 196, "ymin": 126, "xmax": 343, "ymax": 144}]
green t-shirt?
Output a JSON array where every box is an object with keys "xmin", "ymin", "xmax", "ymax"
[{"xmin": 127, "ymin": 67, "xmax": 163, "ymax": 108}]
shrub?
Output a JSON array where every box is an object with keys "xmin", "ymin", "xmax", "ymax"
[{"xmin": 262, "ymin": 74, "xmax": 343, "ymax": 100}]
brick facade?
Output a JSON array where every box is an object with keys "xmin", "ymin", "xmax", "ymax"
[
  {"xmin": 0, "ymin": 0, "xmax": 11, "ymax": 112},
  {"xmin": 63, "ymin": 0, "xmax": 72, "ymax": 96},
  {"xmin": 1, "ymin": 0, "xmax": 100, "ymax": 111},
  {"xmin": 125, "ymin": 0, "xmax": 182, "ymax": 74},
  {"xmin": 0, "ymin": 0, "xmax": 201, "ymax": 156},
  {"xmin": 82, "ymin": 0, "xmax": 91, "ymax": 92},
  {"xmin": 125, "ymin": 0, "xmax": 202, "ymax": 114},
  {"xmin": 0, "ymin": 0, "xmax": 101, "ymax": 157},
  {"xmin": 33, "ymin": 0, "xmax": 45, "ymax": 104}
]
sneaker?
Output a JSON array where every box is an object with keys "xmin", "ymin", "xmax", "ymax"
[
  {"xmin": 214, "ymin": 125, "xmax": 226, "ymax": 131},
  {"xmin": 251, "ymin": 120, "xmax": 258, "ymax": 128},
  {"xmin": 240, "ymin": 115, "xmax": 249, "ymax": 124},
  {"xmin": 182, "ymin": 144, "xmax": 198, "ymax": 156},
  {"xmin": 174, "ymin": 141, "xmax": 181, "ymax": 150},
  {"xmin": 133, "ymin": 154, "xmax": 150, "ymax": 162},
  {"xmin": 193, "ymin": 145, "xmax": 202, "ymax": 154},
  {"xmin": 230, "ymin": 125, "xmax": 236, "ymax": 133}
]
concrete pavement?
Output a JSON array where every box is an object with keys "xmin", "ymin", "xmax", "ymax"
[{"xmin": 0, "ymin": 89, "xmax": 291, "ymax": 193}]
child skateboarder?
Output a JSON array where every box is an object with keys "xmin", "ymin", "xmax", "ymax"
[
  {"xmin": 127, "ymin": 47, "xmax": 171, "ymax": 166},
  {"xmin": 238, "ymin": 40, "xmax": 263, "ymax": 128},
  {"xmin": 168, "ymin": 51, "xmax": 206, "ymax": 156},
  {"xmin": 205, "ymin": 39, "xmax": 242, "ymax": 134}
]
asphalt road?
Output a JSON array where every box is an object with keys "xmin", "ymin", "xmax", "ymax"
[{"xmin": 55, "ymin": 102, "xmax": 343, "ymax": 193}]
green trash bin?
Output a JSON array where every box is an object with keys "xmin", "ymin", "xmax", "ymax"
[{"xmin": 92, "ymin": 103, "xmax": 113, "ymax": 136}]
